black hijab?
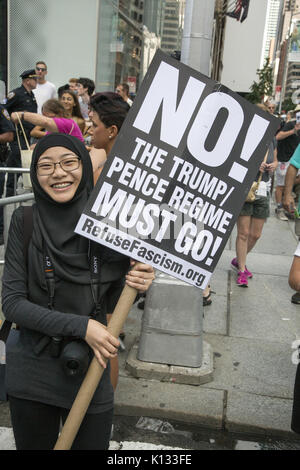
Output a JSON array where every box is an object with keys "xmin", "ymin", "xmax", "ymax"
[{"xmin": 30, "ymin": 133, "xmax": 94, "ymax": 284}]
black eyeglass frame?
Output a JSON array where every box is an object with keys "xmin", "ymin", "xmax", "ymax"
[{"xmin": 36, "ymin": 157, "xmax": 81, "ymax": 176}]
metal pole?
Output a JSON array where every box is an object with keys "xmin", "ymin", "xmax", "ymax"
[
  {"xmin": 0, "ymin": 192, "xmax": 34, "ymax": 206},
  {"xmin": 181, "ymin": 0, "xmax": 215, "ymax": 76},
  {"xmin": 181, "ymin": 0, "xmax": 216, "ymax": 353},
  {"xmin": 135, "ymin": 0, "xmax": 215, "ymax": 374}
]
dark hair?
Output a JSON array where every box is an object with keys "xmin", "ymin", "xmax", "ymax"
[
  {"xmin": 120, "ymin": 83, "xmax": 129, "ymax": 96},
  {"xmin": 58, "ymin": 84, "xmax": 70, "ymax": 98},
  {"xmin": 36, "ymin": 60, "xmax": 47, "ymax": 69},
  {"xmin": 60, "ymin": 89, "xmax": 84, "ymax": 120},
  {"xmin": 89, "ymin": 92, "xmax": 130, "ymax": 131},
  {"xmin": 42, "ymin": 99, "xmax": 66, "ymax": 117},
  {"xmin": 77, "ymin": 77, "xmax": 95, "ymax": 96}
]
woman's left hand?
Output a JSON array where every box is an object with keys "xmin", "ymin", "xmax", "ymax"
[
  {"xmin": 125, "ymin": 260, "xmax": 155, "ymax": 292},
  {"xmin": 266, "ymin": 161, "xmax": 278, "ymax": 172},
  {"xmin": 259, "ymin": 161, "xmax": 268, "ymax": 173}
]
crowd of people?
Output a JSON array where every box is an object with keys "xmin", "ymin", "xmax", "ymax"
[
  {"xmin": 0, "ymin": 62, "xmax": 134, "ymax": 243},
  {"xmin": 225, "ymin": 100, "xmax": 300, "ymax": 293},
  {"xmin": 0, "ymin": 62, "xmax": 154, "ymax": 450},
  {"xmin": 1, "ymin": 61, "xmax": 300, "ymax": 448}
]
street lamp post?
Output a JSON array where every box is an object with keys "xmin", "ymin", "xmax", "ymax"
[
  {"xmin": 181, "ymin": 0, "xmax": 215, "ymax": 76},
  {"xmin": 131, "ymin": 0, "xmax": 215, "ymax": 379}
]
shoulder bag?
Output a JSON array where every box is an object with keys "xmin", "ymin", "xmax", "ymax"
[
  {"xmin": 15, "ymin": 112, "xmax": 33, "ymax": 191},
  {"xmin": 246, "ymin": 150, "xmax": 268, "ymax": 203}
]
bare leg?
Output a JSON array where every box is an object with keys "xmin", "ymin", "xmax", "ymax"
[
  {"xmin": 203, "ymin": 285, "xmax": 210, "ymax": 298},
  {"xmin": 275, "ymin": 185, "xmax": 284, "ymax": 206},
  {"xmin": 236, "ymin": 215, "xmax": 251, "ymax": 272},
  {"xmin": 202, "ymin": 284, "xmax": 212, "ymax": 306},
  {"xmin": 247, "ymin": 217, "xmax": 266, "ymax": 254}
]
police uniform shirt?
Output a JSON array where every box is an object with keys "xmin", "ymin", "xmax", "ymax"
[
  {"xmin": 0, "ymin": 104, "xmax": 14, "ymax": 135},
  {"xmin": 5, "ymin": 85, "xmax": 37, "ymax": 135},
  {"xmin": 0, "ymin": 104, "xmax": 14, "ymax": 161}
]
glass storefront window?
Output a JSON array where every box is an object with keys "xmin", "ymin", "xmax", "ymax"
[
  {"xmin": 96, "ymin": 0, "xmax": 143, "ymax": 94},
  {"xmin": 95, "ymin": 0, "xmax": 119, "ymax": 92},
  {"xmin": 115, "ymin": 17, "xmax": 142, "ymax": 92}
]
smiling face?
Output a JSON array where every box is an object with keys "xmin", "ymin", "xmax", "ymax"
[
  {"xmin": 61, "ymin": 92, "xmax": 75, "ymax": 113},
  {"xmin": 37, "ymin": 146, "xmax": 82, "ymax": 203}
]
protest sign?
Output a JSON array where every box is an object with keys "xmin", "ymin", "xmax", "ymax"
[{"xmin": 75, "ymin": 50, "xmax": 279, "ymax": 289}]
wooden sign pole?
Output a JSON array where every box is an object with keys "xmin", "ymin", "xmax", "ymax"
[{"xmin": 53, "ymin": 284, "xmax": 137, "ymax": 450}]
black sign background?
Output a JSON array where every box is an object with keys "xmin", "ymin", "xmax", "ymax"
[{"xmin": 75, "ymin": 50, "xmax": 280, "ymax": 289}]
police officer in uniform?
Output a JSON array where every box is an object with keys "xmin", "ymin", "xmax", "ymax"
[
  {"xmin": 4, "ymin": 69, "xmax": 38, "ymax": 197},
  {"xmin": 0, "ymin": 104, "xmax": 14, "ymax": 244}
]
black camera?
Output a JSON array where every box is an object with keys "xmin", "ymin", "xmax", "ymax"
[
  {"xmin": 60, "ymin": 340, "xmax": 90, "ymax": 378},
  {"xmin": 49, "ymin": 337, "xmax": 90, "ymax": 378}
]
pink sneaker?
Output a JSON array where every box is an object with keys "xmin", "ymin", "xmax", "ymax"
[
  {"xmin": 231, "ymin": 258, "xmax": 252, "ymax": 278},
  {"xmin": 236, "ymin": 270, "xmax": 248, "ymax": 287}
]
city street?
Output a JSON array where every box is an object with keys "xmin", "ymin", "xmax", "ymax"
[
  {"xmin": 1, "ymin": 196, "xmax": 300, "ymax": 450},
  {"xmin": 1, "ymin": 407, "xmax": 300, "ymax": 450},
  {"xmin": 1, "ymin": 0, "xmax": 300, "ymax": 453}
]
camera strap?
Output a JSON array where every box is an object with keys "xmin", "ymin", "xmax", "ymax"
[
  {"xmin": 43, "ymin": 244, "xmax": 55, "ymax": 310},
  {"xmin": 33, "ymin": 244, "xmax": 56, "ymax": 356},
  {"xmin": 42, "ymin": 241, "xmax": 102, "ymax": 314},
  {"xmin": 34, "ymin": 241, "xmax": 103, "ymax": 356},
  {"xmin": 88, "ymin": 241, "xmax": 103, "ymax": 317}
]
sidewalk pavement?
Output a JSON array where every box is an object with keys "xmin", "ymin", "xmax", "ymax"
[
  {"xmin": 115, "ymin": 199, "xmax": 300, "ymax": 441},
  {"xmin": 0, "ymin": 199, "xmax": 300, "ymax": 442}
]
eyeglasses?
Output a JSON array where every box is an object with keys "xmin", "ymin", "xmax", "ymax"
[
  {"xmin": 36, "ymin": 67, "xmax": 47, "ymax": 72},
  {"xmin": 37, "ymin": 157, "xmax": 81, "ymax": 175}
]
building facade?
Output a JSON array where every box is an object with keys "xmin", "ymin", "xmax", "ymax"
[
  {"xmin": 221, "ymin": 0, "xmax": 282, "ymax": 94},
  {"xmin": 160, "ymin": 0, "xmax": 185, "ymax": 55},
  {"xmin": 1, "ymin": 0, "xmax": 165, "ymax": 98},
  {"xmin": 261, "ymin": 0, "xmax": 282, "ymax": 66},
  {"xmin": 273, "ymin": 0, "xmax": 300, "ymax": 106},
  {"xmin": 2, "ymin": 0, "xmax": 249, "ymax": 100}
]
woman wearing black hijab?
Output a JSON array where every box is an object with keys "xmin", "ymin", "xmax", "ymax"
[{"xmin": 2, "ymin": 133, "xmax": 154, "ymax": 450}]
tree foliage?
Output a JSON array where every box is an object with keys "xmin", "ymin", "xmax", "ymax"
[
  {"xmin": 281, "ymin": 95, "xmax": 295, "ymax": 113},
  {"xmin": 246, "ymin": 59, "xmax": 273, "ymax": 104}
]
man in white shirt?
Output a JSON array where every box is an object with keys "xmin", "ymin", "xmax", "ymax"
[{"xmin": 33, "ymin": 61, "xmax": 57, "ymax": 114}]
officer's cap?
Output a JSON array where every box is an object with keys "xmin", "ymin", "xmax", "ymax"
[{"xmin": 20, "ymin": 69, "xmax": 38, "ymax": 80}]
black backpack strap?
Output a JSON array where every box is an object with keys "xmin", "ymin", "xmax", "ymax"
[
  {"xmin": 23, "ymin": 205, "xmax": 33, "ymax": 269},
  {"xmin": 0, "ymin": 205, "xmax": 33, "ymax": 342},
  {"xmin": 0, "ymin": 317, "xmax": 12, "ymax": 342}
]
